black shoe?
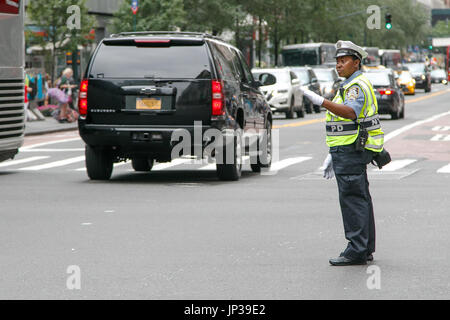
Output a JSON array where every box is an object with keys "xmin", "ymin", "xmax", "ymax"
[
  {"xmin": 329, "ymin": 256, "xmax": 367, "ymax": 266},
  {"xmin": 340, "ymin": 252, "xmax": 374, "ymax": 262}
]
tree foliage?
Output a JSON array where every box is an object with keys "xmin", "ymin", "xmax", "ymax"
[
  {"xmin": 109, "ymin": 0, "xmax": 433, "ymax": 66},
  {"xmin": 27, "ymin": 0, "xmax": 96, "ymax": 79}
]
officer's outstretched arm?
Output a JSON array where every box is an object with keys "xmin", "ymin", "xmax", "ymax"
[
  {"xmin": 321, "ymin": 100, "xmax": 357, "ymax": 120},
  {"xmin": 302, "ymin": 89, "xmax": 357, "ymax": 120}
]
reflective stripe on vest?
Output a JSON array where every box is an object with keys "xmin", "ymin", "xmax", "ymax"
[{"xmin": 326, "ymin": 73, "xmax": 384, "ymax": 152}]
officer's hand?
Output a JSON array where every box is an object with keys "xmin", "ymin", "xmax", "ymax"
[
  {"xmin": 303, "ymin": 89, "xmax": 325, "ymax": 107},
  {"xmin": 321, "ymin": 154, "xmax": 334, "ymax": 180}
]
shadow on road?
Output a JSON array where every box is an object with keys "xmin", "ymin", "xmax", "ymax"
[{"xmin": 82, "ymin": 170, "xmax": 259, "ymax": 185}]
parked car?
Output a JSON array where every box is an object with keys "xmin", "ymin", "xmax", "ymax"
[
  {"xmin": 290, "ymin": 66, "xmax": 321, "ymax": 114},
  {"xmin": 311, "ymin": 67, "xmax": 342, "ymax": 101},
  {"xmin": 404, "ymin": 62, "xmax": 432, "ymax": 92},
  {"xmin": 78, "ymin": 31, "xmax": 273, "ymax": 181},
  {"xmin": 252, "ymin": 68, "xmax": 304, "ymax": 119},
  {"xmin": 397, "ymin": 70, "xmax": 416, "ymax": 95},
  {"xmin": 431, "ymin": 69, "xmax": 448, "ymax": 85},
  {"xmin": 363, "ymin": 69, "xmax": 405, "ymax": 120}
]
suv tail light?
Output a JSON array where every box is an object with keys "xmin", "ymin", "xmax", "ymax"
[
  {"xmin": 78, "ymin": 79, "xmax": 88, "ymax": 116},
  {"xmin": 212, "ymin": 80, "xmax": 225, "ymax": 116}
]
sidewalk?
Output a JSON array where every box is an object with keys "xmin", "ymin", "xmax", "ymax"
[{"xmin": 24, "ymin": 118, "xmax": 78, "ymax": 136}]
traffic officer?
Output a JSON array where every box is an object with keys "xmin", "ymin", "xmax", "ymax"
[{"xmin": 303, "ymin": 40, "xmax": 384, "ymax": 266}]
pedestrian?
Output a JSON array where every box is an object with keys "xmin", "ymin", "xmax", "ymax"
[
  {"xmin": 302, "ymin": 41, "xmax": 386, "ymax": 266},
  {"xmin": 55, "ymin": 68, "xmax": 78, "ymax": 123}
]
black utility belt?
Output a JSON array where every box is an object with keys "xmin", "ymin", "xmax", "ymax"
[{"xmin": 326, "ymin": 120, "xmax": 380, "ymax": 133}]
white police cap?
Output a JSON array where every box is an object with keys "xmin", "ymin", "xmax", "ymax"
[{"xmin": 335, "ymin": 40, "xmax": 368, "ymax": 61}]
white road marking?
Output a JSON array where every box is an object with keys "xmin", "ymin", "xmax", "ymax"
[
  {"xmin": 437, "ymin": 164, "xmax": 450, "ymax": 173},
  {"xmin": 431, "ymin": 134, "xmax": 445, "ymax": 141},
  {"xmin": 375, "ymin": 159, "xmax": 417, "ymax": 172},
  {"xmin": 21, "ymin": 137, "xmax": 82, "ymax": 150},
  {"xmin": 152, "ymin": 158, "xmax": 195, "ymax": 171},
  {"xmin": 0, "ymin": 156, "xmax": 50, "ymax": 168},
  {"xmin": 75, "ymin": 161, "xmax": 129, "ymax": 171},
  {"xmin": 384, "ymin": 111, "xmax": 450, "ymax": 142},
  {"xmin": 21, "ymin": 148, "xmax": 85, "ymax": 152},
  {"xmin": 269, "ymin": 157, "xmax": 312, "ymax": 172},
  {"xmin": 199, "ymin": 156, "xmax": 251, "ymax": 170},
  {"xmin": 20, "ymin": 156, "xmax": 85, "ymax": 171}
]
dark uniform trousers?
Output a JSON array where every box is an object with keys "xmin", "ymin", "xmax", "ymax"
[{"xmin": 330, "ymin": 143, "xmax": 376, "ymax": 260}]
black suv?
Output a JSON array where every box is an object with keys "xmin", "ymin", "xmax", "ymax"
[{"xmin": 78, "ymin": 32, "xmax": 272, "ymax": 181}]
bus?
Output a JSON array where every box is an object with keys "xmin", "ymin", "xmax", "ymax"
[
  {"xmin": 362, "ymin": 47, "xmax": 381, "ymax": 67},
  {"xmin": 0, "ymin": 0, "xmax": 25, "ymax": 163},
  {"xmin": 380, "ymin": 49, "xmax": 402, "ymax": 70},
  {"xmin": 281, "ymin": 43, "xmax": 336, "ymax": 67}
]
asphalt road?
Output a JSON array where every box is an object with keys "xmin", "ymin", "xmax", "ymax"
[{"xmin": 1, "ymin": 84, "xmax": 450, "ymax": 299}]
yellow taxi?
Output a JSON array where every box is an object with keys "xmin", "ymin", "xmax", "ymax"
[{"xmin": 397, "ymin": 70, "xmax": 416, "ymax": 95}]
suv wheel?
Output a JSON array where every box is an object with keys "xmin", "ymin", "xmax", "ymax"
[
  {"xmin": 85, "ymin": 145, "xmax": 113, "ymax": 180},
  {"xmin": 132, "ymin": 157, "xmax": 154, "ymax": 172},
  {"xmin": 251, "ymin": 121, "xmax": 272, "ymax": 172},
  {"xmin": 216, "ymin": 128, "xmax": 242, "ymax": 181},
  {"xmin": 313, "ymin": 104, "xmax": 321, "ymax": 113}
]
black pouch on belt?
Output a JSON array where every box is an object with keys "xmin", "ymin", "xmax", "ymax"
[
  {"xmin": 355, "ymin": 127, "xmax": 369, "ymax": 152},
  {"xmin": 372, "ymin": 149, "xmax": 392, "ymax": 169}
]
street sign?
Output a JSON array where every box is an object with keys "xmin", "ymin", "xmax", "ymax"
[{"xmin": 131, "ymin": 0, "xmax": 138, "ymax": 15}]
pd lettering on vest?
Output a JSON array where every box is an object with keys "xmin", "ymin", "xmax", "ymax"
[{"xmin": 331, "ymin": 125, "xmax": 344, "ymax": 132}]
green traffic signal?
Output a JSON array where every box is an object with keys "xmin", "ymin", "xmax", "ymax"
[{"xmin": 385, "ymin": 13, "xmax": 392, "ymax": 30}]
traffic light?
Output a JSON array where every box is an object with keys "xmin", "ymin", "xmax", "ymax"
[{"xmin": 385, "ymin": 13, "xmax": 392, "ymax": 30}]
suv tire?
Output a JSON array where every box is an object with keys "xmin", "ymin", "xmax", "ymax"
[
  {"xmin": 216, "ymin": 128, "xmax": 242, "ymax": 181},
  {"xmin": 251, "ymin": 121, "xmax": 272, "ymax": 172},
  {"xmin": 85, "ymin": 145, "xmax": 113, "ymax": 180},
  {"xmin": 132, "ymin": 157, "xmax": 154, "ymax": 172}
]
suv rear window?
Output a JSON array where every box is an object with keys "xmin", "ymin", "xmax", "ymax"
[{"xmin": 89, "ymin": 43, "xmax": 212, "ymax": 79}]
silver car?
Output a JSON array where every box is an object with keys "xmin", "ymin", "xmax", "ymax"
[{"xmin": 252, "ymin": 68, "xmax": 305, "ymax": 119}]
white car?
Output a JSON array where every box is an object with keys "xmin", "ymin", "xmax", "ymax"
[{"xmin": 252, "ymin": 68, "xmax": 304, "ymax": 119}]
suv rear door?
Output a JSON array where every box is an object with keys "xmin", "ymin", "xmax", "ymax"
[{"xmin": 85, "ymin": 38, "xmax": 214, "ymax": 126}]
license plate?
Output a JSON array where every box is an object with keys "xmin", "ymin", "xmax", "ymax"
[{"xmin": 136, "ymin": 98, "xmax": 161, "ymax": 110}]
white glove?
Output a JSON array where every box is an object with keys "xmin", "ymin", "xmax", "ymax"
[
  {"xmin": 303, "ymin": 89, "xmax": 325, "ymax": 106},
  {"xmin": 321, "ymin": 154, "xmax": 334, "ymax": 180}
]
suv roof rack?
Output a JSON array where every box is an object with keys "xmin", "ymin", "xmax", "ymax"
[{"xmin": 110, "ymin": 31, "xmax": 224, "ymax": 41}]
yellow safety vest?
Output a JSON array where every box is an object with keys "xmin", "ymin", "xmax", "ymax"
[{"xmin": 326, "ymin": 73, "xmax": 384, "ymax": 153}]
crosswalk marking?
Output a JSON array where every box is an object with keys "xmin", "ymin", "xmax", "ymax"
[
  {"xmin": 22, "ymin": 148, "xmax": 85, "ymax": 153},
  {"xmin": 75, "ymin": 160, "xmax": 130, "ymax": 171},
  {"xmin": 437, "ymin": 164, "xmax": 450, "ymax": 173},
  {"xmin": 269, "ymin": 157, "xmax": 312, "ymax": 172},
  {"xmin": 20, "ymin": 138, "xmax": 82, "ymax": 151},
  {"xmin": 19, "ymin": 156, "xmax": 85, "ymax": 171},
  {"xmin": 199, "ymin": 156, "xmax": 251, "ymax": 170},
  {"xmin": 0, "ymin": 156, "xmax": 50, "ymax": 168},
  {"xmin": 152, "ymin": 158, "xmax": 194, "ymax": 171},
  {"xmin": 375, "ymin": 159, "xmax": 417, "ymax": 172},
  {"xmin": 4, "ymin": 154, "xmax": 449, "ymax": 176},
  {"xmin": 432, "ymin": 126, "xmax": 450, "ymax": 132},
  {"xmin": 430, "ymin": 134, "xmax": 450, "ymax": 141}
]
